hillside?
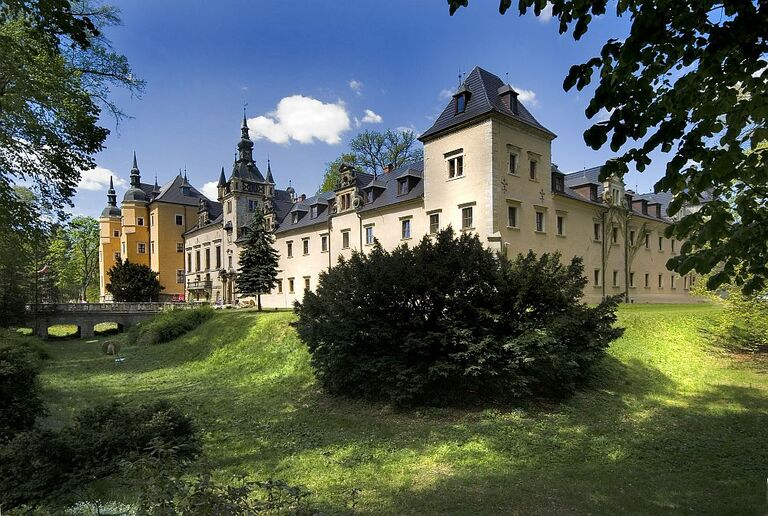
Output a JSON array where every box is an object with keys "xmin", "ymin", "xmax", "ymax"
[{"xmin": 38, "ymin": 304, "xmax": 768, "ymax": 514}]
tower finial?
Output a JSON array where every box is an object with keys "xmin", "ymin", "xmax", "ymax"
[
  {"xmin": 132, "ymin": 150, "xmax": 138, "ymax": 169},
  {"xmin": 109, "ymin": 175, "xmax": 114, "ymax": 191}
]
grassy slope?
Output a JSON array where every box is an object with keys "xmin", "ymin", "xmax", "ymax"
[{"xmin": 37, "ymin": 304, "xmax": 768, "ymax": 515}]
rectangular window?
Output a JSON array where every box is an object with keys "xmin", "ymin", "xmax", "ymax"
[
  {"xmin": 645, "ymin": 273, "xmax": 650, "ymax": 288},
  {"xmin": 535, "ymin": 211, "xmax": 545, "ymax": 232},
  {"xmin": 187, "ymin": 253, "xmax": 192, "ymax": 272},
  {"xmin": 311, "ymin": 205, "xmax": 318, "ymax": 218},
  {"xmin": 365, "ymin": 226, "xmax": 374, "ymax": 245},
  {"xmin": 304, "ymin": 276, "xmax": 310, "ymax": 291},
  {"xmin": 529, "ymin": 160, "xmax": 537, "ymax": 180},
  {"xmin": 613, "ymin": 270, "xmax": 619, "ymax": 287},
  {"xmin": 612, "ymin": 226, "xmax": 619, "ymax": 244},
  {"xmin": 195, "ymin": 250, "xmax": 200, "ymax": 271},
  {"xmin": 340, "ymin": 193, "xmax": 351, "ymax": 211},
  {"xmin": 629, "ymin": 230, "xmax": 636, "ymax": 246},
  {"xmin": 175, "ymin": 214, "xmax": 183, "ymax": 226},
  {"xmin": 321, "ymin": 234, "xmax": 328, "ymax": 252},
  {"xmin": 462, "ymin": 207, "xmax": 473, "ymax": 229},
  {"xmin": 397, "ymin": 179, "xmax": 408, "ymax": 195},
  {"xmin": 122, "ymin": 241, "xmax": 126, "ymax": 254},
  {"xmin": 630, "ymin": 272, "xmax": 635, "ymax": 287},
  {"xmin": 556, "ymin": 215, "xmax": 564, "ymax": 236},
  {"xmin": 137, "ymin": 217, "xmax": 144, "ymax": 226},
  {"xmin": 684, "ymin": 276, "xmax": 689, "ymax": 290},
  {"xmin": 114, "ymin": 252, "xmax": 121, "ymax": 262},
  {"xmin": 658, "ymin": 274, "xmax": 663, "ymax": 288},
  {"xmin": 447, "ymin": 156, "xmax": 464, "ymax": 179},
  {"xmin": 671, "ymin": 239, "xmax": 676, "ymax": 253},
  {"xmin": 150, "ymin": 214, "xmax": 155, "ymax": 227},
  {"xmin": 287, "ymin": 241, "xmax": 293, "ymax": 258},
  {"xmin": 507, "ymin": 206, "xmax": 517, "ymax": 228},
  {"xmin": 176, "ymin": 242, "xmax": 183, "ymax": 253},
  {"xmin": 176, "ymin": 270, "xmax": 185, "ymax": 284},
  {"xmin": 137, "ymin": 243, "xmax": 146, "ymax": 254},
  {"xmin": 302, "ymin": 238, "xmax": 309, "ymax": 255},
  {"xmin": 658, "ymin": 236, "xmax": 664, "ymax": 251},
  {"xmin": 227, "ymin": 201, "xmax": 232, "ymax": 214},
  {"xmin": 401, "ymin": 219, "xmax": 411, "ymax": 239},
  {"xmin": 205, "ymin": 248, "xmax": 210, "ymax": 269},
  {"xmin": 277, "ymin": 279, "xmax": 283, "ymax": 294},
  {"xmin": 150, "ymin": 241, "xmax": 155, "ymax": 254},
  {"xmin": 594, "ymin": 269, "xmax": 601, "ymax": 286},
  {"xmin": 288, "ymin": 278, "xmax": 295, "ymax": 294},
  {"xmin": 671, "ymin": 275, "xmax": 676, "ymax": 289},
  {"xmin": 645, "ymin": 234, "xmax": 650, "ymax": 249},
  {"xmin": 215, "ymin": 246, "xmax": 221, "ymax": 269},
  {"xmin": 292, "ymin": 213, "xmax": 299, "ymax": 224},
  {"xmin": 509, "ymin": 153, "xmax": 517, "ymax": 174},
  {"xmin": 593, "ymin": 223, "xmax": 602, "ymax": 241},
  {"xmin": 228, "ymin": 255, "xmax": 233, "ymax": 269},
  {"xmin": 113, "ymin": 229, "xmax": 120, "ymax": 237},
  {"xmin": 342, "ymin": 231, "xmax": 350, "ymax": 248},
  {"xmin": 429, "ymin": 213, "xmax": 440, "ymax": 234},
  {"xmin": 248, "ymin": 199, "xmax": 256, "ymax": 212}
]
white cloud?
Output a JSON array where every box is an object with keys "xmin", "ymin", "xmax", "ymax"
[
  {"xmin": 201, "ymin": 181, "xmax": 219, "ymax": 200},
  {"xmin": 512, "ymin": 85, "xmax": 539, "ymax": 107},
  {"xmin": 361, "ymin": 109, "xmax": 383, "ymax": 124},
  {"xmin": 396, "ymin": 125, "xmax": 418, "ymax": 134},
  {"xmin": 349, "ymin": 80, "xmax": 363, "ymax": 95},
  {"xmin": 538, "ymin": 3, "xmax": 553, "ymax": 22},
  {"xmin": 248, "ymin": 95, "xmax": 351, "ymax": 145},
  {"xmin": 438, "ymin": 88, "xmax": 454, "ymax": 100},
  {"xmin": 78, "ymin": 166, "xmax": 126, "ymax": 191}
]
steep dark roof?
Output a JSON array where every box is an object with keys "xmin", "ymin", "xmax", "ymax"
[
  {"xmin": 419, "ymin": 67, "xmax": 555, "ymax": 141},
  {"xmin": 274, "ymin": 162, "xmax": 424, "ymax": 234},
  {"xmin": 564, "ymin": 165, "xmax": 604, "ymax": 187},
  {"xmin": 153, "ymin": 174, "xmax": 211, "ymax": 206}
]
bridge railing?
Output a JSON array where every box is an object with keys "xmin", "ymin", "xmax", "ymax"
[{"xmin": 25, "ymin": 302, "xmax": 193, "ymax": 314}]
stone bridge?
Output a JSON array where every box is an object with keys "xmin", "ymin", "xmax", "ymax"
[{"xmin": 25, "ymin": 302, "xmax": 191, "ymax": 339}]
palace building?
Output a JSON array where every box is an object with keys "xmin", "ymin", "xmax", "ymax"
[{"xmin": 99, "ymin": 66, "xmax": 703, "ymax": 306}]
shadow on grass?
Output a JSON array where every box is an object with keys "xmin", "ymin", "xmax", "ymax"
[{"xmin": 200, "ymin": 354, "xmax": 768, "ymax": 514}]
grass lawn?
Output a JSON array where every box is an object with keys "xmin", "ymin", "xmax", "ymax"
[{"xmin": 35, "ymin": 303, "xmax": 768, "ymax": 514}]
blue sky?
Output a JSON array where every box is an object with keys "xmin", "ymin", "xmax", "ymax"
[{"xmin": 73, "ymin": 0, "xmax": 662, "ymax": 217}]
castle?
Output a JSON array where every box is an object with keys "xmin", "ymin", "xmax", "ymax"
[{"xmin": 99, "ymin": 67, "xmax": 701, "ymax": 306}]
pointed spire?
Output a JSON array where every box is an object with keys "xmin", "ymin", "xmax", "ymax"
[
  {"xmin": 266, "ymin": 158, "xmax": 275, "ymax": 184},
  {"xmin": 152, "ymin": 174, "xmax": 160, "ymax": 197},
  {"xmin": 217, "ymin": 166, "xmax": 227, "ymax": 187},
  {"xmin": 129, "ymin": 151, "xmax": 141, "ymax": 188},
  {"xmin": 107, "ymin": 176, "xmax": 117, "ymax": 206},
  {"xmin": 241, "ymin": 106, "xmax": 249, "ymax": 139}
]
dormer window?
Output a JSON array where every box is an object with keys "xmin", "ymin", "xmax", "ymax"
[
  {"xmin": 553, "ymin": 174, "xmax": 565, "ymax": 193},
  {"xmin": 456, "ymin": 94, "xmax": 467, "ymax": 113},
  {"xmin": 453, "ymin": 84, "xmax": 471, "ymax": 115},
  {"xmin": 311, "ymin": 205, "xmax": 318, "ymax": 218},
  {"xmin": 397, "ymin": 179, "xmax": 409, "ymax": 195},
  {"xmin": 292, "ymin": 212, "xmax": 299, "ymax": 224},
  {"xmin": 590, "ymin": 185, "xmax": 599, "ymax": 201},
  {"xmin": 365, "ymin": 190, "xmax": 373, "ymax": 203}
]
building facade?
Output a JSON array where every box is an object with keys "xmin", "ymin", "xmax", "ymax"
[{"xmin": 99, "ymin": 67, "xmax": 703, "ymax": 306}]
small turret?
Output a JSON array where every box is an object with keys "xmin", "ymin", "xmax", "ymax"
[
  {"xmin": 123, "ymin": 152, "xmax": 148, "ymax": 203},
  {"xmin": 101, "ymin": 176, "xmax": 121, "ymax": 217},
  {"xmin": 266, "ymin": 158, "xmax": 275, "ymax": 184},
  {"xmin": 151, "ymin": 174, "xmax": 160, "ymax": 199},
  {"xmin": 217, "ymin": 166, "xmax": 227, "ymax": 187}
]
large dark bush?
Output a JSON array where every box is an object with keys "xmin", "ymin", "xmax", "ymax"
[
  {"xmin": 0, "ymin": 341, "xmax": 46, "ymax": 441},
  {"xmin": 295, "ymin": 228, "xmax": 623, "ymax": 406},
  {"xmin": 128, "ymin": 306, "xmax": 214, "ymax": 345},
  {"xmin": 0, "ymin": 399, "xmax": 201, "ymax": 509}
]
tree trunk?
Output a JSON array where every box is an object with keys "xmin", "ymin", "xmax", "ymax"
[{"xmin": 257, "ymin": 294, "xmax": 262, "ymax": 312}]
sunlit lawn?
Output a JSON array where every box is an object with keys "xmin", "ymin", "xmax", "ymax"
[{"xmin": 35, "ymin": 303, "xmax": 768, "ymax": 514}]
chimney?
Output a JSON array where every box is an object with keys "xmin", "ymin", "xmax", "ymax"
[
  {"xmin": 382, "ymin": 163, "xmax": 394, "ymax": 174},
  {"xmin": 299, "ymin": 193, "xmax": 306, "ymax": 202}
]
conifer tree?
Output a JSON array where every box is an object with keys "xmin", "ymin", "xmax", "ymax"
[
  {"xmin": 106, "ymin": 259, "xmax": 163, "ymax": 302},
  {"xmin": 236, "ymin": 210, "xmax": 279, "ymax": 311}
]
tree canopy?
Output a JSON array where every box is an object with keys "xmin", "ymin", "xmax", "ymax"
[
  {"xmin": 0, "ymin": 1, "xmax": 142, "ymax": 226},
  {"xmin": 318, "ymin": 129, "xmax": 423, "ymax": 192},
  {"xmin": 106, "ymin": 259, "xmax": 163, "ymax": 302},
  {"xmin": 449, "ymin": 0, "xmax": 768, "ymax": 294}
]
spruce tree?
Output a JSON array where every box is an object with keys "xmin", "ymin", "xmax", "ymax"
[{"xmin": 236, "ymin": 210, "xmax": 279, "ymax": 311}]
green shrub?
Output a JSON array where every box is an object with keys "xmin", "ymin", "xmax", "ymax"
[
  {"xmin": 0, "ymin": 400, "xmax": 200, "ymax": 510},
  {"xmin": 0, "ymin": 341, "xmax": 45, "ymax": 441},
  {"xmin": 295, "ymin": 228, "xmax": 623, "ymax": 406},
  {"xmin": 128, "ymin": 307, "xmax": 214, "ymax": 345},
  {"xmin": 695, "ymin": 281, "xmax": 768, "ymax": 352}
]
